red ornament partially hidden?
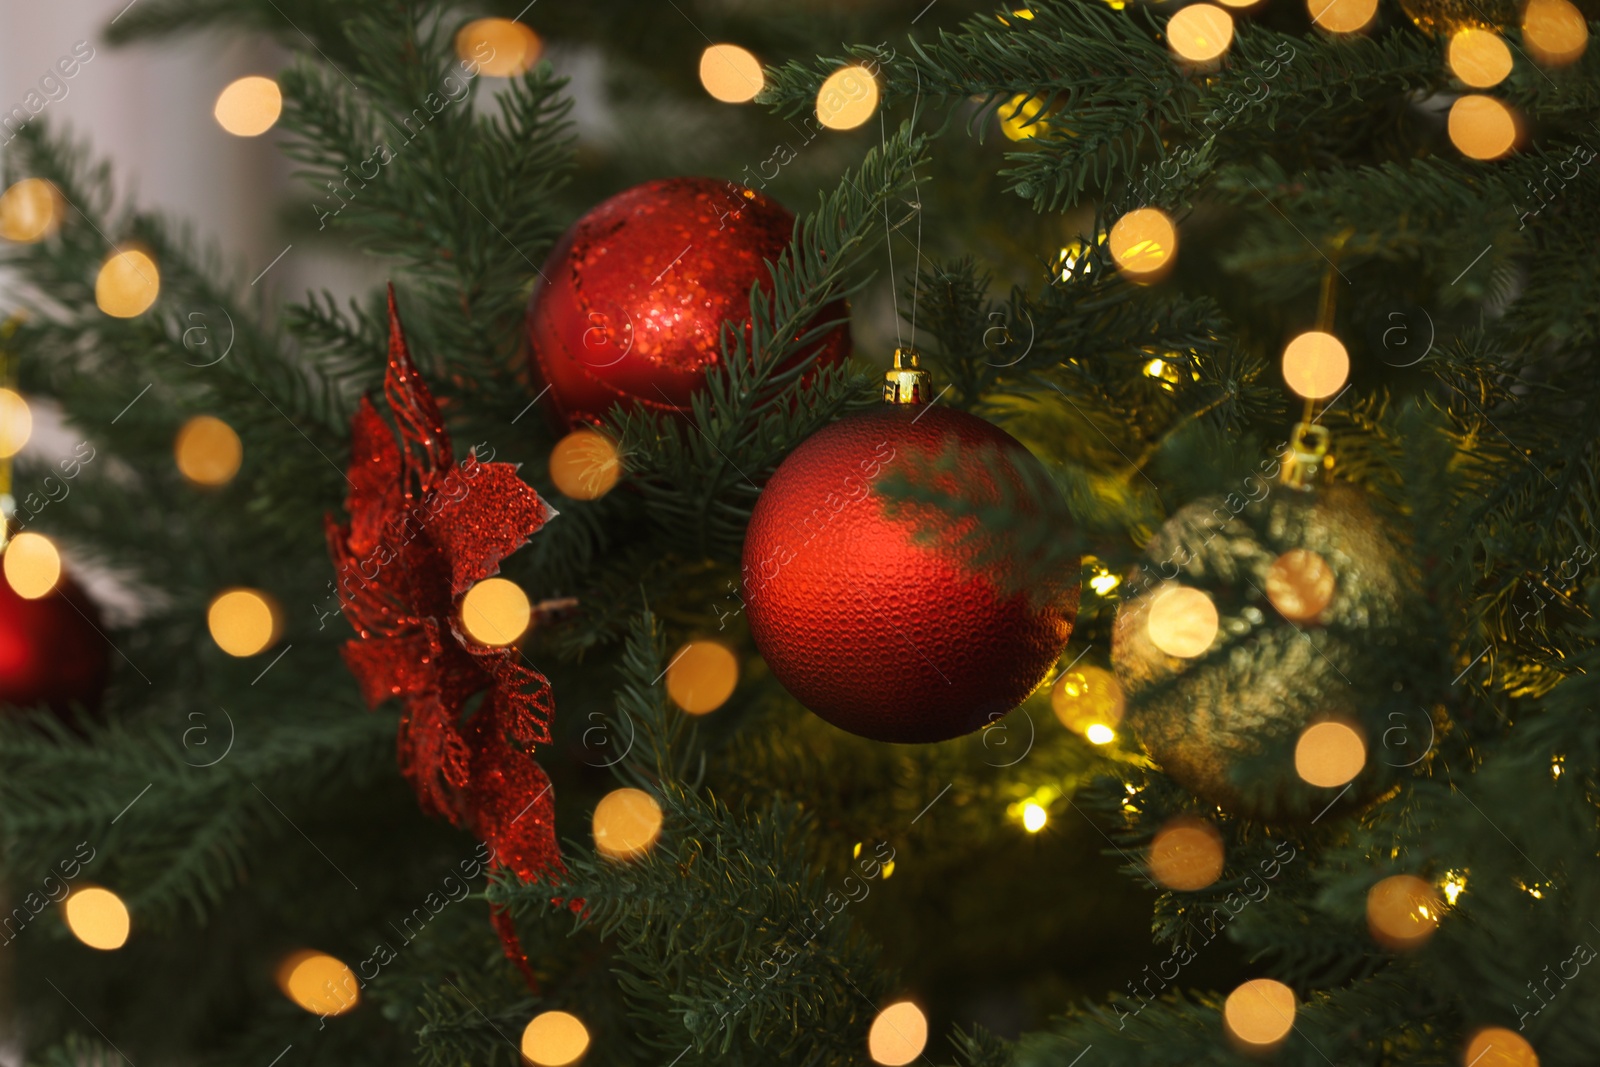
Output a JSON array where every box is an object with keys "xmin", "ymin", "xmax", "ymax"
[
  {"xmin": 0, "ymin": 565, "xmax": 108, "ymax": 713},
  {"xmin": 327, "ymin": 287, "xmax": 567, "ymax": 984},
  {"xmin": 742, "ymin": 354, "xmax": 1079, "ymax": 744},
  {"xmin": 527, "ymin": 177, "xmax": 851, "ymax": 426}
]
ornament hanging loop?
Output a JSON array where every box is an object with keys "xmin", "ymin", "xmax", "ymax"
[
  {"xmin": 884, "ymin": 347, "xmax": 931, "ymax": 405},
  {"xmin": 1281, "ymin": 421, "xmax": 1331, "ymax": 490}
]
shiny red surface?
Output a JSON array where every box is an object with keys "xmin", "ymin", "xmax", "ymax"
[{"xmin": 0, "ymin": 570, "xmax": 107, "ymax": 712}]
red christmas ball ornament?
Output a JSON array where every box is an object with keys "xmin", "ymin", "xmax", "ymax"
[
  {"xmin": 742, "ymin": 351, "xmax": 1079, "ymax": 743},
  {"xmin": 527, "ymin": 177, "xmax": 851, "ymax": 426},
  {"xmin": 0, "ymin": 555, "xmax": 109, "ymax": 712}
]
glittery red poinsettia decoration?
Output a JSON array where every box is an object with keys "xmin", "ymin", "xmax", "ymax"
[{"xmin": 326, "ymin": 287, "xmax": 564, "ymax": 984}]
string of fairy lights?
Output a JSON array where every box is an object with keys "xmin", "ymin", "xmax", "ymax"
[{"xmin": 0, "ymin": 7, "xmax": 1582, "ymax": 1066}]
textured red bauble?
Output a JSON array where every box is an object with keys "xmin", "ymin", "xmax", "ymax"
[
  {"xmin": 527, "ymin": 177, "xmax": 851, "ymax": 426},
  {"xmin": 742, "ymin": 403, "xmax": 1079, "ymax": 744},
  {"xmin": 0, "ymin": 569, "xmax": 109, "ymax": 712}
]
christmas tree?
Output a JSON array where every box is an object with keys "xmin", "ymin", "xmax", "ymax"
[{"xmin": 1, "ymin": 0, "xmax": 1597, "ymax": 1065}]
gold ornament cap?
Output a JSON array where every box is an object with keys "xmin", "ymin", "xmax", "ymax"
[
  {"xmin": 884, "ymin": 347, "xmax": 931, "ymax": 405},
  {"xmin": 1281, "ymin": 421, "xmax": 1331, "ymax": 491}
]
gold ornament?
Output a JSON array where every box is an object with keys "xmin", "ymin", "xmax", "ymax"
[{"xmin": 1112, "ymin": 477, "xmax": 1415, "ymax": 820}]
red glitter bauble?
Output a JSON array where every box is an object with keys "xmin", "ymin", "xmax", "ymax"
[
  {"xmin": 742, "ymin": 403, "xmax": 1079, "ymax": 744},
  {"xmin": 0, "ymin": 568, "xmax": 109, "ymax": 713},
  {"xmin": 527, "ymin": 177, "xmax": 851, "ymax": 426}
]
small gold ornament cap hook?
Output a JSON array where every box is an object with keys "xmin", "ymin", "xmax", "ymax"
[
  {"xmin": 1281, "ymin": 421, "xmax": 1331, "ymax": 490},
  {"xmin": 884, "ymin": 347, "xmax": 931, "ymax": 405}
]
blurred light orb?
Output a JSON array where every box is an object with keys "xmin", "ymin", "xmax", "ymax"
[
  {"xmin": 1449, "ymin": 95, "xmax": 1517, "ymax": 160},
  {"xmin": 1463, "ymin": 1028, "xmax": 1539, "ymax": 1067},
  {"xmin": 96, "ymin": 250, "xmax": 160, "ymax": 318},
  {"xmin": 1168, "ymin": 4, "xmax": 1235, "ymax": 62},
  {"xmin": 1367, "ymin": 873, "xmax": 1442, "ymax": 949},
  {"xmin": 213, "ymin": 76, "xmax": 282, "ymax": 137},
  {"xmin": 0, "ymin": 178, "xmax": 61, "ymax": 242},
  {"xmin": 1266, "ymin": 548, "xmax": 1336, "ymax": 622},
  {"xmin": 1021, "ymin": 800, "xmax": 1048, "ymax": 832},
  {"xmin": 1281, "ymin": 331, "xmax": 1350, "ymax": 400},
  {"xmin": 1223, "ymin": 979, "xmax": 1296, "ymax": 1046},
  {"xmin": 1146, "ymin": 584, "xmax": 1218, "ymax": 658},
  {"xmin": 816, "ymin": 66, "xmax": 879, "ymax": 130},
  {"xmin": 521, "ymin": 1011, "xmax": 591, "ymax": 1067},
  {"xmin": 1448, "ymin": 29, "xmax": 1514, "ymax": 87},
  {"xmin": 700, "ymin": 44, "xmax": 765, "ymax": 103},
  {"xmin": 549, "ymin": 429, "xmax": 621, "ymax": 500},
  {"xmin": 1109, "ymin": 208, "xmax": 1177, "ymax": 278},
  {"xmin": 1309, "ymin": 0, "xmax": 1378, "ymax": 33},
  {"xmin": 1085, "ymin": 723, "xmax": 1116, "ymax": 744},
  {"xmin": 278, "ymin": 949, "xmax": 360, "ymax": 1016},
  {"xmin": 1522, "ymin": 0, "xmax": 1588, "ymax": 66},
  {"xmin": 1148, "ymin": 817, "xmax": 1225, "ymax": 890},
  {"xmin": 1051, "ymin": 664, "xmax": 1125, "ymax": 739},
  {"xmin": 1295, "ymin": 721, "xmax": 1367, "ymax": 788},
  {"xmin": 460, "ymin": 577, "xmax": 532, "ymax": 647},
  {"xmin": 63, "ymin": 886, "xmax": 130, "ymax": 950},
  {"xmin": 1000, "ymin": 94, "xmax": 1051, "ymax": 140},
  {"xmin": 868, "ymin": 1001, "xmax": 929, "ymax": 1066},
  {"xmin": 593, "ymin": 787, "xmax": 664, "ymax": 860},
  {"xmin": 207, "ymin": 588, "xmax": 279, "ymax": 657},
  {"xmin": 665, "ymin": 640, "xmax": 739, "ymax": 714},
  {"xmin": 0, "ymin": 387, "xmax": 31, "ymax": 457},
  {"xmin": 175, "ymin": 415, "xmax": 243, "ymax": 487},
  {"xmin": 457, "ymin": 18, "xmax": 542, "ymax": 77},
  {"xmin": 3, "ymin": 532, "xmax": 62, "ymax": 600}
]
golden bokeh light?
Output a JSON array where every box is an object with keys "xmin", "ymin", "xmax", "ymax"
[
  {"xmin": 63, "ymin": 886, "xmax": 130, "ymax": 950},
  {"xmin": 1022, "ymin": 800, "xmax": 1048, "ymax": 832},
  {"xmin": 175, "ymin": 415, "xmax": 243, "ymax": 487},
  {"xmin": 1281, "ymin": 331, "xmax": 1349, "ymax": 401},
  {"xmin": 549, "ymin": 429, "xmax": 621, "ymax": 500},
  {"xmin": 816, "ymin": 66, "xmax": 880, "ymax": 131},
  {"xmin": 460, "ymin": 577, "xmax": 532, "ymax": 647},
  {"xmin": 1447, "ymin": 29, "xmax": 1514, "ymax": 88},
  {"xmin": 1367, "ymin": 873, "xmax": 1442, "ymax": 949},
  {"xmin": 0, "ymin": 387, "xmax": 32, "ymax": 457},
  {"xmin": 700, "ymin": 44, "xmax": 765, "ymax": 103},
  {"xmin": 1167, "ymin": 4, "xmax": 1235, "ymax": 63},
  {"xmin": 1051, "ymin": 664, "xmax": 1125, "ymax": 742},
  {"xmin": 1449, "ymin": 95, "xmax": 1517, "ymax": 161},
  {"xmin": 96, "ymin": 249, "xmax": 160, "ymax": 318},
  {"xmin": 1000, "ymin": 94, "xmax": 1051, "ymax": 140},
  {"xmin": 1223, "ymin": 979, "xmax": 1296, "ymax": 1047},
  {"xmin": 277, "ymin": 949, "xmax": 360, "ymax": 1016},
  {"xmin": 1146, "ymin": 585, "xmax": 1219, "ymax": 659},
  {"xmin": 213, "ymin": 76, "xmax": 282, "ymax": 137},
  {"xmin": 1109, "ymin": 208, "xmax": 1177, "ymax": 278},
  {"xmin": 1522, "ymin": 0, "xmax": 1588, "ymax": 66},
  {"xmin": 1215, "ymin": 0, "xmax": 1261, "ymax": 9},
  {"xmin": 1463, "ymin": 1028, "xmax": 1539, "ymax": 1067},
  {"xmin": 1295, "ymin": 721, "xmax": 1367, "ymax": 788},
  {"xmin": 457, "ymin": 18, "xmax": 542, "ymax": 77},
  {"xmin": 868, "ymin": 1001, "xmax": 929, "ymax": 1066},
  {"xmin": 0, "ymin": 178, "xmax": 62, "ymax": 243},
  {"xmin": 207, "ymin": 588, "xmax": 280, "ymax": 657},
  {"xmin": 593, "ymin": 787, "xmax": 664, "ymax": 860},
  {"xmin": 521, "ymin": 1010, "xmax": 591, "ymax": 1067},
  {"xmin": 1266, "ymin": 548, "xmax": 1336, "ymax": 622},
  {"xmin": 665, "ymin": 640, "xmax": 739, "ymax": 714},
  {"xmin": 1148, "ymin": 817, "xmax": 1225, "ymax": 891},
  {"xmin": 1309, "ymin": 0, "xmax": 1378, "ymax": 33},
  {"xmin": 3, "ymin": 532, "xmax": 62, "ymax": 600}
]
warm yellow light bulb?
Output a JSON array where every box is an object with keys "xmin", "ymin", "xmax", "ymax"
[
  {"xmin": 63, "ymin": 886, "xmax": 130, "ymax": 950},
  {"xmin": 1085, "ymin": 723, "xmax": 1116, "ymax": 744},
  {"xmin": 277, "ymin": 950, "xmax": 360, "ymax": 1016},
  {"xmin": 207, "ymin": 588, "xmax": 279, "ymax": 657},
  {"xmin": 1167, "ymin": 4, "xmax": 1235, "ymax": 63},
  {"xmin": 665, "ymin": 640, "xmax": 739, "ymax": 715},
  {"xmin": 1464, "ymin": 1027, "xmax": 1539, "ymax": 1067},
  {"xmin": 1367, "ymin": 874, "xmax": 1442, "ymax": 949},
  {"xmin": 3, "ymin": 532, "xmax": 62, "ymax": 600},
  {"xmin": 521, "ymin": 1010, "xmax": 591, "ymax": 1067},
  {"xmin": 1281, "ymin": 331, "xmax": 1350, "ymax": 400},
  {"xmin": 460, "ymin": 577, "xmax": 532, "ymax": 647},
  {"xmin": 700, "ymin": 44, "xmax": 765, "ymax": 103},
  {"xmin": 1449, "ymin": 95, "xmax": 1517, "ymax": 161},
  {"xmin": 549, "ymin": 429, "xmax": 621, "ymax": 500},
  {"xmin": 593, "ymin": 787, "xmax": 664, "ymax": 860},
  {"xmin": 1000, "ymin": 94, "xmax": 1051, "ymax": 140},
  {"xmin": 816, "ymin": 66, "xmax": 879, "ymax": 131},
  {"xmin": 1146, "ymin": 585, "xmax": 1218, "ymax": 658},
  {"xmin": 456, "ymin": 18, "xmax": 542, "ymax": 77},
  {"xmin": 213, "ymin": 76, "xmax": 282, "ymax": 137},
  {"xmin": 868, "ymin": 1001, "xmax": 929, "ymax": 1066},
  {"xmin": 1148, "ymin": 817, "xmax": 1225, "ymax": 891},
  {"xmin": 1447, "ymin": 29, "xmax": 1514, "ymax": 88},
  {"xmin": 1021, "ymin": 801, "xmax": 1048, "ymax": 832},
  {"xmin": 1309, "ymin": 0, "xmax": 1378, "ymax": 33},
  {"xmin": 0, "ymin": 387, "xmax": 32, "ymax": 458},
  {"xmin": 1109, "ymin": 208, "xmax": 1177, "ymax": 278},
  {"xmin": 1223, "ymin": 979, "xmax": 1296, "ymax": 1046},
  {"xmin": 175, "ymin": 415, "xmax": 243, "ymax": 487},
  {"xmin": 96, "ymin": 249, "xmax": 160, "ymax": 318},
  {"xmin": 0, "ymin": 178, "xmax": 62, "ymax": 243},
  {"xmin": 1295, "ymin": 721, "xmax": 1367, "ymax": 787},
  {"xmin": 1522, "ymin": 0, "xmax": 1588, "ymax": 67}
]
